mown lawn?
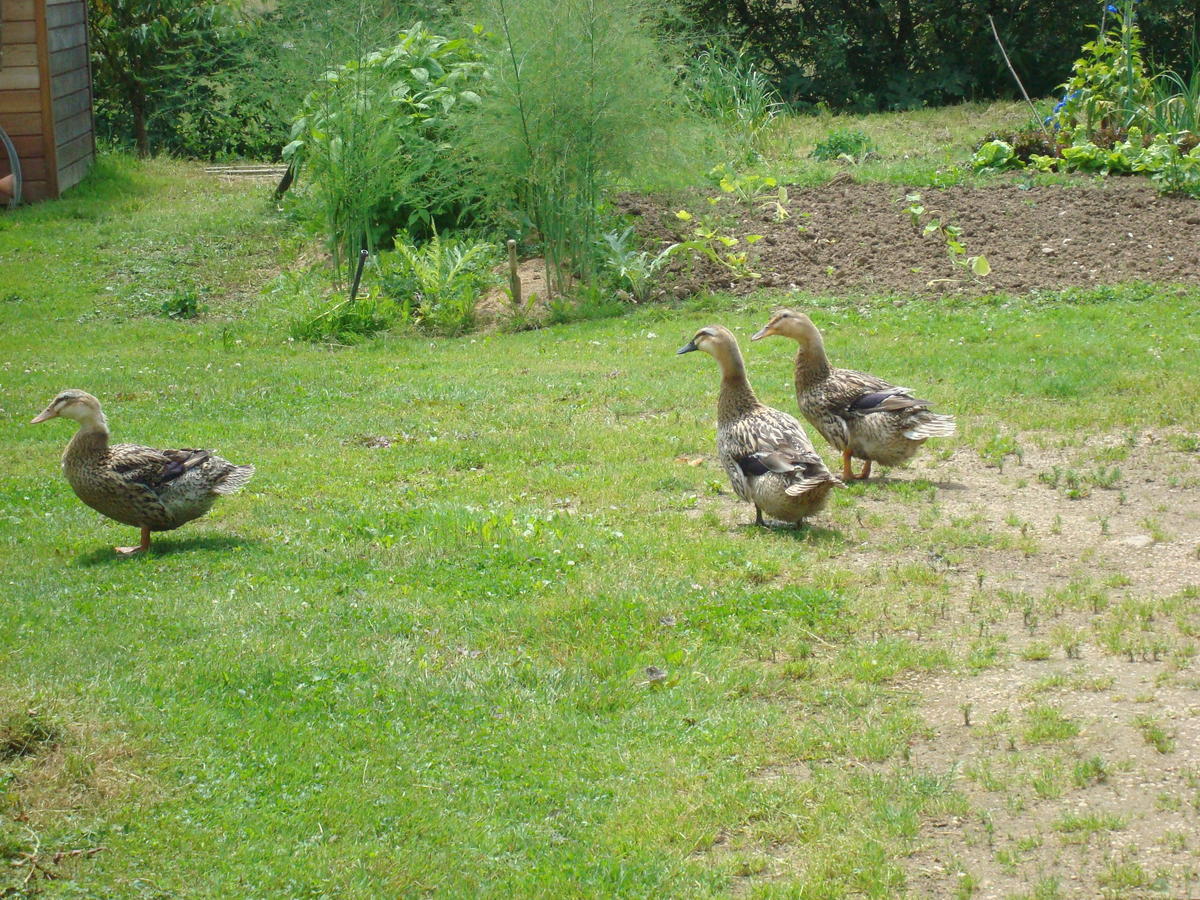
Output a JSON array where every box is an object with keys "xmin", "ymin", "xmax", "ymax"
[{"xmin": 2, "ymin": 153, "xmax": 1198, "ymax": 897}]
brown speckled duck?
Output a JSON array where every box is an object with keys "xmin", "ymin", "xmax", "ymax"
[
  {"xmin": 32, "ymin": 390, "xmax": 254, "ymax": 555},
  {"xmin": 678, "ymin": 325, "xmax": 840, "ymax": 527},
  {"xmin": 751, "ymin": 310, "xmax": 956, "ymax": 481}
]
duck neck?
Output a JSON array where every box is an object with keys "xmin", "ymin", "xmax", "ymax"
[
  {"xmin": 793, "ymin": 327, "xmax": 831, "ymax": 390},
  {"xmin": 64, "ymin": 413, "xmax": 110, "ymax": 460},
  {"xmin": 716, "ymin": 344, "xmax": 760, "ymax": 423}
]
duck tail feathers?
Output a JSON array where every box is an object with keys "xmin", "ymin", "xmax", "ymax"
[
  {"xmin": 213, "ymin": 463, "xmax": 255, "ymax": 494},
  {"xmin": 784, "ymin": 471, "xmax": 841, "ymax": 496},
  {"xmin": 904, "ymin": 414, "xmax": 956, "ymax": 440}
]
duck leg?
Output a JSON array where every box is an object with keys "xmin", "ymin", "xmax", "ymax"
[
  {"xmin": 841, "ymin": 449, "xmax": 872, "ymax": 481},
  {"xmin": 755, "ymin": 506, "xmax": 765, "ymax": 527},
  {"xmin": 115, "ymin": 526, "xmax": 151, "ymax": 557}
]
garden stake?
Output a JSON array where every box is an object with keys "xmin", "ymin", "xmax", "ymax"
[
  {"xmin": 988, "ymin": 15, "xmax": 1055, "ymax": 145},
  {"xmin": 349, "ymin": 248, "xmax": 369, "ymax": 302}
]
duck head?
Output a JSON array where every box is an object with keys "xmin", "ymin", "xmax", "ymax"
[
  {"xmin": 32, "ymin": 390, "xmax": 106, "ymax": 428},
  {"xmin": 750, "ymin": 308, "xmax": 822, "ymax": 346}
]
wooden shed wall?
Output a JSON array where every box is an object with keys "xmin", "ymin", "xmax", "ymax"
[
  {"xmin": 47, "ymin": 0, "xmax": 93, "ymax": 193},
  {"xmin": 0, "ymin": 0, "xmax": 52, "ymax": 201},
  {"xmin": 0, "ymin": 0, "xmax": 93, "ymax": 202}
]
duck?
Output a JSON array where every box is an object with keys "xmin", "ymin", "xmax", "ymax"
[
  {"xmin": 677, "ymin": 325, "xmax": 840, "ymax": 526},
  {"xmin": 751, "ymin": 309, "xmax": 956, "ymax": 481},
  {"xmin": 31, "ymin": 390, "xmax": 254, "ymax": 555}
]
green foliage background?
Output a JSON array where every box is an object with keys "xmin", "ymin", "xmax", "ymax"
[
  {"xmin": 88, "ymin": 0, "xmax": 1198, "ymax": 159},
  {"xmin": 660, "ymin": 0, "xmax": 1198, "ymax": 111}
]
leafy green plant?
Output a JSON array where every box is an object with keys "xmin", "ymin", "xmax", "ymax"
[
  {"xmin": 598, "ymin": 227, "xmax": 675, "ymax": 303},
  {"xmin": 377, "ymin": 231, "xmax": 497, "ymax": 335},
  {"xmin": 672, "ymin": 210, "xmax": 762, "ymax": 279},
  {"xmin": 972, "ymin": 140, "xmax": 1018, "ymax": 173},
  {"xmin": 811, "ymin": 128, "xmax": 875, "ymax": 162},
  {"xmin": 972, "ymin": 2, "xmax": 1200, "ymax": 199},
  {"xmin": 283, "ymin": 23, "xmax": 487, "ymax": 274},
  {"xmin": 289, "ymin": 290, "xmax": 396, "ymax": 345},
  {"xmin": 159, "ymin": 288, "xmax": 205, "ymax": 320},
  {"xmin": 1053, "ymin": 1, "xmax": 1154, "ymax": 136},
  {"xmin": 904, "ymin": 193, "xmax": 990, "ymax": 281}
]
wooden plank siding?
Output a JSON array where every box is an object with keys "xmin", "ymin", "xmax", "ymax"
[
  {"xmin": 43, "ymin": 2, "xmax": 82, "ymax": 29},
  {"xmin": 54, "ymin": 104, "xmax": 87, "ymax": 144},
  {"xmin": 2, "ymin": 0, "xmax": 93, "ymax": 198},
  {"xmin": 0, "ymin": 66, "xmax": 38, "ymax": 90},
  {"xmin": 47, "ymin": 21, "xmax": 84, "ymax": 52},
  {"xmin": 0, "ymin": 111, "xmax": 42, "ymax": 134},
  {"xmin": 47, "ymin": 0, "xmax": 93, "ymax": 192},
  {"xmin": 0, "ymin": 89, "xmax": 41, "ymax": 113},
  {"xmin": 3, "ymin": 44, "xmax": 38, "ymax": 66},
  {"xmin": 3, "ymin": 0, "xmax": 36, "ymax": 20},
  {"xmin": 49, "ymin": 42, "xmax": 86, "ymax": 74},
  {"xmin": 3, "ymin": 22, "xmax": 37, "ymax": 43}
]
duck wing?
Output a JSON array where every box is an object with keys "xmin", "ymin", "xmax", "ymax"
[
  {"xmin": 848, "ymin": 387, "xmax": 930, "ymax": 415},
  {"xmin": 109, "ymin": 444, "xmax": 213, "ymax": 495},
  {"xmin": 730, "ymin": 409, "xmax": 838, "ymax": 488}
]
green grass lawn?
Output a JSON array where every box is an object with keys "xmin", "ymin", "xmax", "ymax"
[{"xmin": 2, "ymin": 153, "xmax": 1199, "ymax": 897}]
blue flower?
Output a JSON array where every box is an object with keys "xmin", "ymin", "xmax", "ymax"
[{"xmin": 1105, "ymin": 3, "xmax": 1117, "ymax": 11}]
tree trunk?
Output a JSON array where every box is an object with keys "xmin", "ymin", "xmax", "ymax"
[{"xmin": 132, "ymin": 91, "xmax": 149, "ymax": 158}]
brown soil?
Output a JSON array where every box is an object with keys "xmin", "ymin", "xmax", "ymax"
[
  {"xmin": 621, "ymin": 179, "xmax": 1200, "ymax": 298},
  {"xmin": 476, "ymin": 257, "xmax": 554, "ymax": 330}
]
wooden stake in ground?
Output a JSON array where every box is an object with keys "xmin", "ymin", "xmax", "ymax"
[
  {"xmin": 507, "ymin": 239, "xmax": 522, "ymax": 308},
  {"xmin": 988, "ymin": 15, "xmax": 1056, "ymax": 145}
]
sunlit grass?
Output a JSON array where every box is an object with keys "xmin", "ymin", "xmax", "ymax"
[{"xmin": 2, "ymin": 147, "xmax": 1199, "ymax": 895}]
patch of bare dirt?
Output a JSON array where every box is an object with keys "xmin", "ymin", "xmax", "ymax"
[
  {"xmin": 621, "ymin": 180, "xmax": 1200, "ymax": 298},
  {"xmin": 476, "ymin": 257, "xmax": 553, "ymax": 330},
  {"xmin": 688, "ymin": 433, "xmax": 1200, "ymax": 897}
]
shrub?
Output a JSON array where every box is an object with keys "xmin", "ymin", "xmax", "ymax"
[
  {"xmin": 465, "ymin": 0, "xmax": 679, "ymax": 296},
  {"xmin": 660, "ymin": 0, "xmax": 1196, "ymax": 111},
  {"xmin": 283, "ymin": 23, "xmax": 488, "ymax": 275},
  {"xmin": 377, "ymin": 232, "xmax": 497, "ymax": 336},
  {"xmin": 810, "ymin": 128, "xmax": 876, "ymax": 162}
]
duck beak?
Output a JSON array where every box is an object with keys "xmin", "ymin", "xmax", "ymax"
[
  {"xmin": 676, "ymin": 340, "xmax": 697, "ymax": 355},
  {"xmin": 749, "ymin": 325, "xmax": 773, "ymax": 341},
  {"xmin": 31, "ymin": 404, "xmax": 58, "ymax": 424}
]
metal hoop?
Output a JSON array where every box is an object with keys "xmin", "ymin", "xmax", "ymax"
[{"xmin": 0, "ymin": 123, "xmax": 23, "ymax": 208}]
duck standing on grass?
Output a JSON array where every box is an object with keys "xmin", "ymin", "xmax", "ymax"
[
  {"xmin": 677, "ymin": 325, "xmax": 840, "ymax": 527},
  {"xmin": 31, "ymin": 390, "xmax": 254, "ymax": 556},
  {"xmin": 751, "ymin": 309, "xmax": 956, "ymax": 481}
]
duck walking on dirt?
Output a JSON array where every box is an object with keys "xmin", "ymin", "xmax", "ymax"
[
  {"xmin": 32, "ymin": 390, "xmax": 254, "ymax": 555},
  {"xmin": 678, "ymin": 325, "xmax": 840, "ymax": 527},
  {"xmin": 752, "ymin": 309, "xmax": 956, "ymax": 481}
]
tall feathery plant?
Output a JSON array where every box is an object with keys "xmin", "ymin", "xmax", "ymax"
[
  {"xmin": 282, "ymin": 3, "xmax": 410, "ymax": 279},
  {"xmin": 466, "ymin": 0, "xmax": 678, "ymax": 295}
]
